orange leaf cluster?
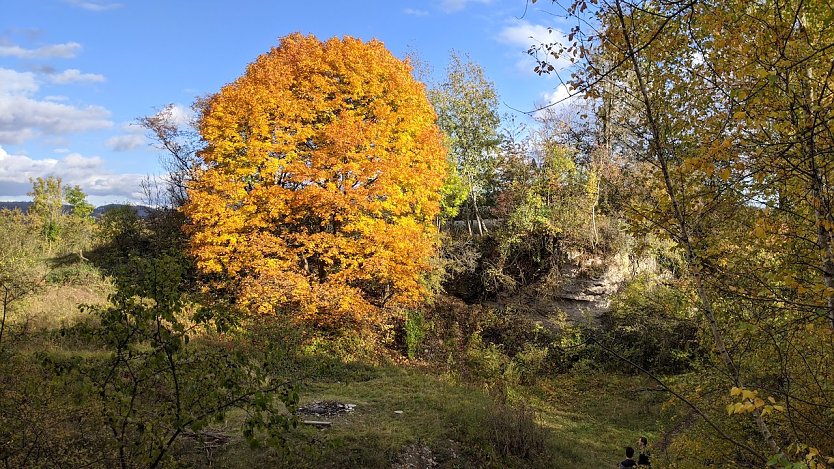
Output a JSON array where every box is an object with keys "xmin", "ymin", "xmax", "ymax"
[{"xmin": 184, "ymin": 33, "xmax": 447, "ymax": 326}]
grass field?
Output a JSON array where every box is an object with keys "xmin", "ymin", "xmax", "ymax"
[
  {"xmin": 201, "ymin": 363, "xmax": 664, "ymax": 468},
  {"xmin": 2, "ymin": 268, "xmax": 667, "ymax": 468}
]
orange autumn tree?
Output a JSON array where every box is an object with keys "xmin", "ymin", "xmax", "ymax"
[{"xmin": 184, "ymin": 33, "xmax": 447, "ymax": 325}]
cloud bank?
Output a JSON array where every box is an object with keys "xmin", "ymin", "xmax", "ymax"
[
  {"xmin": 0, "ymin": 68, "xmax": 111, "ymax": 145},
  {"xmin": 0, "ymin": 145, "xmax": 146, "ymax": 202}
]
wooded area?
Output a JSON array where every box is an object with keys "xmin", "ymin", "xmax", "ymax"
[{"xmin": 1, "ymin": 1, "xmax": 833, "ymax": 467}]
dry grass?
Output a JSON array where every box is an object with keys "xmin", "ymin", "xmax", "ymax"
[{"xmin": 10, "ymin": 283, "xmax": 110, "ymax": 332}]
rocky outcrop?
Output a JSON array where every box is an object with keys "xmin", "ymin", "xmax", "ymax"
[
  {"xmin": 493, "ymin": 251, "xmax": 627, "ymax": 327},
  {"xmin": 551, "ymin": 253, "xmax": 625, "ymax": 320}
]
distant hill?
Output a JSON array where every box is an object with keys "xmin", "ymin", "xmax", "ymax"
[
  {"xmin": 0, "ymin": 201, "xmax": 31, "ymax": 212},
  {"xmin": 0, "ymin": 202, "xmax": 155, "ymax": 218},
  {"xmin": 92, "ymin": 204, "xmax": 155, "ymax": 218}
]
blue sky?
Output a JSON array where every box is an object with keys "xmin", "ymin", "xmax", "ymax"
[{"xmin": 1, "ymin": 0, "xmax": 574, "ymax": 205}]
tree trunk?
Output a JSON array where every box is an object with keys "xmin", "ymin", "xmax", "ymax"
[
  {"xmin": 472, "ymin": 191, "xmax": 485, "ymax": 236},
  {"xmin": 467, "ymin": 175, "xmax": 484, "ymax": 236},
  {"xmin": 1, "ymin": 288, "xmax": 7, "ymax": 349}
]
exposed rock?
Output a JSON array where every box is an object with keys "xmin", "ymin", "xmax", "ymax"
[{"xmin": 493, "ymin": 251, "xmax": 628, "ymax": 327}]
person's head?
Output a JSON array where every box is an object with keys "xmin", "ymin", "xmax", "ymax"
[
  {"xmin": 639, "ymin": 436, "xmax": 648, "ymax": 448},
  {"xmin": 626, "ymin": 447, "xmax": 635, "ymax": 458}
]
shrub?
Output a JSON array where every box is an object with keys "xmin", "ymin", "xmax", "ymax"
[
  {"xmin": 44, "ymin": 262, "xmax": 101, "ymax": 286},
  {"xmin": 404, "ymin": 310, "xmax": 426, "ymax": 359},
  {"xmin": 452, "ymin": 394, "xmax": 550, "ymax": 466},
  {"xmin": 514, "ymin": 342, "xmax": 550, "ymax": 384},
  {"xmin": 596, "ymin": 276, "xmax": 702, "ymax": 374}
]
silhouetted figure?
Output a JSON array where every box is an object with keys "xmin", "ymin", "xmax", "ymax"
[{"xmin": 618, "ymin": 446, "xmax": 637, "ymax": 468}]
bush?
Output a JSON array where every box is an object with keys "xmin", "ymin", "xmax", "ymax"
[
  {"xmin": 404, "ymin": 310, "xmax": 426, "ymax": 360},
  {"xmin": 438, "ymin": 235, "xmax": 485, "ymax": 302},
  {"xmin": 44, "ymin": 262, "xmax": 101, "ymax": 286},
  {"xmin": 596, "ymin": 277, "xmax": 702, "ymax": 374},
  {"xmin": 452, "ymin": 393, "xmax": 550, "ymax": 467},
  {"xmin": 465, "ymin": 332, "xmax": 512, "ymax": 381},
  {"xmin": 514, "ymin": 342, "xmax": 550, "ymax": 384}
]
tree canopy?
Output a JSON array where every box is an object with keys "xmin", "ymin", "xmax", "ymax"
[{"xmin": 184, "ymin": 33, "xmax": 448, "ymax": 325}]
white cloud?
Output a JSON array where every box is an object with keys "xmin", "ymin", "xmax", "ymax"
[
  {"xmin": 0, "ymin": 42, "xmax": 82, "ymax": 59},
  {"xmin": 532, "ymin": 84, "xmax": 585, "ymax": 119},
  {"xmin": 497, "ymin": 19, "xmax": 571, "ymax": 75},
  {"xmin": 0, "ymin": 68, "xmax": 38, "ymax": 96},
  {"xmin": 64, "ymin": 0, "xmax": 123, "ymax": 11},
  {"xmin": 105, "ymin": 134, "xmax": 145, "ymax": 152},
  {"xmin": 0, "ymin": 95, "xmax": 112, "ymax": 144},
  {"xmin": 48, "ymin": 69, "xmax": 106, "ymax": 84},
  {"xmin": 0, "ymin": 145, "xmax": 145, "ymax": 201},
  {"xmin": 541, "ymin": 84, "xmax": 572, "ymax": 107},
  {"xmin": 0, "ymin": 67, "xmax": 104, "ymax": 91},
  {"xmin": 105, "ymin": 122, "xmax": 147, "ymax": 152},
  {"xmin": 499, "ymin": 20, "xmax": 554, "ymax": 46},
  {"xmin": 158, "ymin": 103, "xmax": 194, "ymax": 127},
  {"xmin": 0, "ymin": 67, "xmax": 112, "ymax": 144},
  {"xmin": 440, "ymin": 0, "xmax": 491, "ymax": 13},
  {"xmin": 404, "ymin": 8, "xmax": 429, "ymax": 16}
]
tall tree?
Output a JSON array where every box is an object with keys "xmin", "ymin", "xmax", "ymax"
[
  {"xmin": 28, "ymin": 176, "xmax": 63, "ymax": 253},
  {"xmin": 429, "ymin": 52, "xmax": 502, "ymax": 235},
  {"xmin": 0, "ymin": 210, "xmax": 43, "ymax": 350},
  {"xmin": 62, "ymin": 185, "xmax": 95, "ymax": 260},
  {"xmin": 184, "ymin": 33, "xmax": 447, "ymax": 326},
  {"xmin": 529, "ymin": 0, "xmax": 796, "ymax": 462}
]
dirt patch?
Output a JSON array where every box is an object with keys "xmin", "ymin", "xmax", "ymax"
[
  {"xmin": 297, "ymin": 400, "xmax": 356, "ymax": 417},
  {"xmin": 392, "ymin": 443, "xmax": 438, "ymax": 469}
]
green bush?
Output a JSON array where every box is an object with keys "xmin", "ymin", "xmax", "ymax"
[
  {"xmin": 44, "ymin": 262, "xmax": 101, "ymax": 286},
  {"xmin": 514, "ymin": 342, "xmax": 550, "ymax": 384},
  {"xmin": 404, "ymin": 310, "xmax": 426, "ymax": 359},
  {"xmin": 465, "ymin": 332, "xmax": 511, "ymax": 381},
  {"xmin": 596, "ymin": 277, "xmax": 702, "ymax": 374}
]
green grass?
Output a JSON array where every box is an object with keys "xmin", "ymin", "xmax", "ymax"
[
  {"xmin": 531, "ymin": 372, "xmax": 663, "ymax": 465},
  {"xmin": 2, "ymin": 267, "xmax": 666, "ymax": 468},
  {"xmin": 198, "ymin": 364, "xmax": 664, "ymax": 468}
]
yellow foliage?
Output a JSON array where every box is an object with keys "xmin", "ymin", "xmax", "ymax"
[
  {"xmin": 726, "ymin": 386, "xmax": 784, "ymax": 418},
  {"xmin": 183, "ymin": 33, "xmax": 447, "ymax": 326}
]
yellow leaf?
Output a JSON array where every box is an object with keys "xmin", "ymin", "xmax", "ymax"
[{"xmin": 720, "ymin": 167, "xmax": 731, "ymax": 181}]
